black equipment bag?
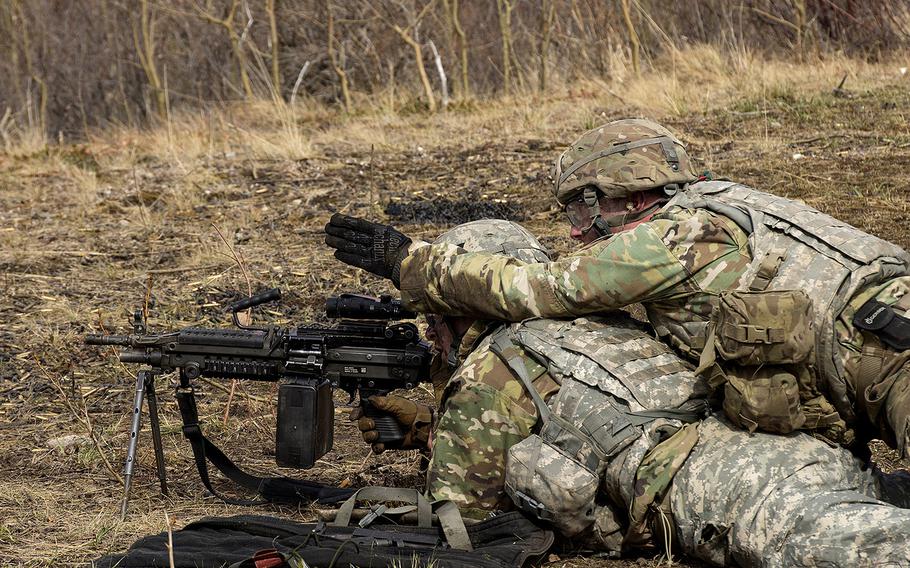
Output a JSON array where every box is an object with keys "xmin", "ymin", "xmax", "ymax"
[{"xmin": 92, "ymin": 512, "xmax": 553, "ymax": 568}]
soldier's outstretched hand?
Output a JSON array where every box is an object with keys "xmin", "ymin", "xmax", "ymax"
[{"xmin": 324, "ymin": 213, "xmax": 412, "ymax": 287}]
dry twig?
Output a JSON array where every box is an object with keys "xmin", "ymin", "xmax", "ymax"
[
  {"xmin": 33, "ymin": 355, "xmax": 124, "ymax": 485},
  {"xmin": 211, "ymin": 222, "xmax": 254, "ymax": 425},
  {"xmin": 165, "ymin": 510, "xmax": 176, "ymax": 568}
]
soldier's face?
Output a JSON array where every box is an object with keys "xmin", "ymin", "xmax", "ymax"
[{"xmin": 567, "ymin": 195, "xmax": 634, "ymax": 244}]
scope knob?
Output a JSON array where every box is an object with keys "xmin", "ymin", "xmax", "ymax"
[{"xmin": 184, "ymin": 362, "xmax": 202, "ymax": 380}]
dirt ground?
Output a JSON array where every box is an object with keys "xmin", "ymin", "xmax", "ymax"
[{"xmin": 2, "ymin": 74, "xmax": 910, "ymax": 567}]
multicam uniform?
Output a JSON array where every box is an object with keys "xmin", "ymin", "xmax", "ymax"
[
  {"xmin": 427, "ymin": 321, "xmax": 560, "ymax": 513},
  {"xmin": 400, "ymin": 183, "xmax": 910, "ymax": 460},
  {"xmin": 425, "ymin": 313, "xmax": 910, "ymax": 567}
]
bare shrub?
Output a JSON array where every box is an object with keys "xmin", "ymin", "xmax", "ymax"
[{"xmin": 0, "ymin": 0, "xmax": 907, "ymax": 138}]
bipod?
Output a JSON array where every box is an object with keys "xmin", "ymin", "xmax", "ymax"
[{"xmin": 120, "ymin": 368, "xmax": 169, "ymax": 520}]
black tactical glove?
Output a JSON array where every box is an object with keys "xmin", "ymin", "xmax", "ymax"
[
  {"xmin": 349, "ymin": 395, "xmax": 433, "ymax": 454},
  {"xmin": 324, "ymin": 213, "xmax": 412, "ymax": 287}
]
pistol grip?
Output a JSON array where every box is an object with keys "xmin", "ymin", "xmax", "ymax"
[{"xmin": 362, "ymin": 401, "xmax": 405, "ymax": 445}]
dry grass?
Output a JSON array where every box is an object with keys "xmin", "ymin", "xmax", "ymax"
[{"xmin": 2, "ymin": 45, "xmax": 910, "ymax": 567}]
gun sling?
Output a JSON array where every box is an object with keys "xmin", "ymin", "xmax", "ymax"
[{"xmin": 175, "ymin": 388, "xmax": 355, "ymax": 506}]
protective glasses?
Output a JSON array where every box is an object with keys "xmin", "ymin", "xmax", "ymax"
[{"xmin": 563, "ymin": 194, "xmax": 598, "ymax": 231}]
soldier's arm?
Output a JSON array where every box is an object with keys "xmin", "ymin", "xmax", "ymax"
[
  {"xmin": 426, "ymin": 382, "xmax": 537, "ymax": 511},
  {"xmin": 399, "ymin": 220, "xmax": 693, "ymax": 320}
]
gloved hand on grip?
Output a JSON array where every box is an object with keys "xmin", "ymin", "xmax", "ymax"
[
  {"xmin": 350, "ymin": 395, "xmax": 434, "ymax": 454},
  {"xmin": 324, "ymin": 213, "xmax": 412, "ymax": 287}
]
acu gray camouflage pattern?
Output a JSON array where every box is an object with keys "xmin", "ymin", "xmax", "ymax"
[
  {"xmin": 673, "ymin": 181, "xmax": 910, "ymax": 430},
  {"xmin": 498, "ymin": 316, "xmax": 709, "ymax": 544},
  {"xmin": 430, "ymin": 219, "xmax": 551, "ymax": 264},
  {"xmin": 672, "ymin": 416, "xmax": 910, "ymax": 567}
]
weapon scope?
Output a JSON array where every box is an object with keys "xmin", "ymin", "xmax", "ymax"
[{"xmin": 325, "ymin": 293, "xmax": 416, "ymax": 320}]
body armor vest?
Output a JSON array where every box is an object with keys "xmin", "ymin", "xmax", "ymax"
[
  {"xmin": 668, "ymin": 181, "xmax": 910, "ymax": 422},
  {"xmin": 489, "ymin": 316, "xmax": 709, "ymax": 546}
]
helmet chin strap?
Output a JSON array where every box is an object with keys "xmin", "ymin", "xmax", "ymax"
[
  {"xmin": 604, "ymin": 199, "xmax": 665, "ymax": 231},
  {"xmin": 443, "ymin": 318, "xmax": 466, "ymax": 370},
  {"xmin": 583, "ymin": 187, "xmax": 613, "ymax": 238},
  {"xmin": 582, "ymin": 186, "xmax": 673, "ymax": 237}
]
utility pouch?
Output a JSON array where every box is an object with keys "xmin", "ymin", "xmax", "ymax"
[
  {"xmin": 714, "ymin": 289, "xmax": 815, "ymax": 365},
  {"xmin": 853, "ymin": 299, "xmax": 910, "ymax": 351},
  {"xmin": 504, "ymin": 434, "xmax": 599, "ymax": 537},
  {"xmin": 722, "ymin": 365, "xmax": 806, "ymax": 434}
]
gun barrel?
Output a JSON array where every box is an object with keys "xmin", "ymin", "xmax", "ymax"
[
  {"xmin": 85, "ymin": 334, "xmax": 131, "ymax": 346},
  {"xmin": 120, "ymin": 349, "xmax": 152, "ymax": 364}
]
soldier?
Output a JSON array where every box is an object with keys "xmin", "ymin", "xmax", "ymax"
[
  {"xmin": 341, "ymin": 219, "xmax": 910, "ymax": 568},
  {"xmin": 324, "ymin": 119, "xmax": 910, "ymax": 468}
]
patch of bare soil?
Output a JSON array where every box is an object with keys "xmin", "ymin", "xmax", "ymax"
[{"xmin": 2, "ymin": 84, "xmax": 909, "ymax": 567}]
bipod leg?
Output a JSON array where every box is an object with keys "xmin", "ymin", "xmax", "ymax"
[
  {"xmin": 121, "ymin": 370, "xmax": 148, "ymax": 520},
  {"xmin": 144, "ymin": 373, "xmax": 168, "ymax": 496}
]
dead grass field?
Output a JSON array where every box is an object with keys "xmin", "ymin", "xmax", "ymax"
[{"xmin": 2, "ymin": 48, "xmax": 910, "ymax": 567}]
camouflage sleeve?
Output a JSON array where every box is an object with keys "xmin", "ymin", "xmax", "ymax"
[
  {"xmin": 426, "ymin": 382, "xmax": 537, "ymax": 512},
  {"xmin": 400, "ymin": 219, "xmax": 695, "ymax": 320},
  {"xmin": 426, "ymin": 341, "xmax": 559, "ymax": 512}
]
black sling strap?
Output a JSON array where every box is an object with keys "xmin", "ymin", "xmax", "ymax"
[{"xmin": 175, "ymin": 388, "xmax": 355, "ymax": 506}]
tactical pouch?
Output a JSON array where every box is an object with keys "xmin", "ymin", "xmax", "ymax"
[
  {"xmin": 853, "ymin": 299, "xmax": 910, "ymax": 351},
  {"xmin": 722, "ymin": 365, "xmax": 806, "ymax": 434},
  {"xmin": 714, "ymin": 289, "xmax": 815, "ymax": 365},
  {"xmin": 504, "ymin": 434, "xmax": 599, "ymax": 537}
]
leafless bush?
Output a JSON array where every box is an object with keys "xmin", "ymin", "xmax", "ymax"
[{"xmin": 0, "ymin": 0, "xmax": 907, "ymax": 138}]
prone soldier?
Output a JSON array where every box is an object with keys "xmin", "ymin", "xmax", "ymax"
[{"xmin": 337, "ymin": 219, "xmax": 910, "ymax": 568}]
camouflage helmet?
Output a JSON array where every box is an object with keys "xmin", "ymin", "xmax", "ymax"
[
  {"xmin": 433, "ymin": 219, "xmax": 550, "ymax": 263},
  {"xmin": 552, "ymin": 118, "xmax": 699, "ymax": 205},
  {"xmin": 431, "ymin": 220, "xmax": 550, "ymax": 369}
]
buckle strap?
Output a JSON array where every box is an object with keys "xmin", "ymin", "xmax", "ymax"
[
  {"xmin": 558, "ymin": 136, "xmax": 677, "ymax": 186},
  {"xmin": 856, "ymin": 337, "xmax": 885, "ymax": 422},
  {"xmin": 722, "ymin": 323, "xmax": 786, "ymax": 344},
  {"xmin": 434, "ymin": 500, "xmax": 473, "ymax": 551},
  {"xmin": 331, "ymin": 487, "xmax": 473, "ymax": 551},
  {"xmin": 489, "ymin": 329, "xmax": 551, "ymax": 423},
  {"xmin": 750, "ymin": 249, "xmax": 787, "ymax": 291},
  {"xmin": 332, "ymin": 487, "xmax": 432, "ymax": 529}
]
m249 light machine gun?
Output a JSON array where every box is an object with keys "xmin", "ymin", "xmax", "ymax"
[{"xmin": 85, "ymin": 289, "xmax": 432, "ymax": 518}]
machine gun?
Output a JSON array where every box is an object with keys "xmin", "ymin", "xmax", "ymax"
[{"xmin": 85, "ymin": 289, "xmax": 432, "ymax": 518}]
